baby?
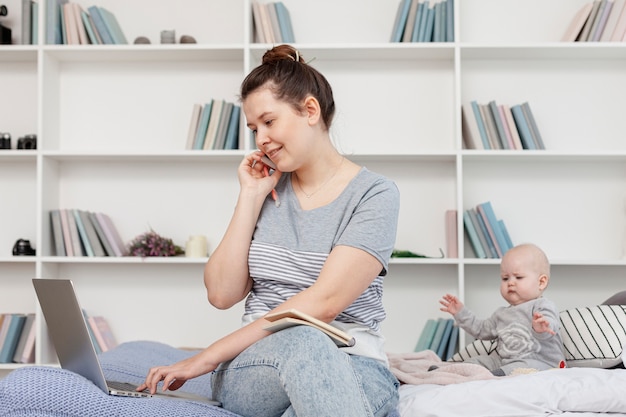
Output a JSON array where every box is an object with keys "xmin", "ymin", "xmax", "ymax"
[{"xmin": 440, "ymin": 243, "xmax": 564, "ymax": 376}]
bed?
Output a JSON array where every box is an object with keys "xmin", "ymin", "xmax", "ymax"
[{"xmin": 1, "ymin": 302, "xmax": 624, "ymax": 417}]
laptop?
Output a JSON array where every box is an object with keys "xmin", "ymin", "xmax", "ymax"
[{"xmin": 32, "ymin": 278, "xmax": 221, "ymax": 406}]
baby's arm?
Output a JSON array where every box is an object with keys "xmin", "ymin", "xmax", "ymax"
[
  {"xmin": 439, "ymin": 294, "xmax": 464, "ymax": 316},
  {"xmin": 532, "ymin": 311, "xmax": 556, "ymax": 335}
]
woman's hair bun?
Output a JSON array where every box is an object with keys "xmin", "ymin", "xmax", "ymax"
[{"xmin": 262, "ymin": 44, "xmax": 303, "ymax": 65}]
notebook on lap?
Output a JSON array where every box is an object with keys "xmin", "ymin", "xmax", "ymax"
[{"xmin": 32, "ymin": 278, "xmax": 220, "ymax": 406}]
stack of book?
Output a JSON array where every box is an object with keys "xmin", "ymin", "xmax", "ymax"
[
  {"xmin": 562, "ymin": 0, "xmax": 626, "ymax": 42},
  {"xmin": 462, "ymin": 100, "xmax": 545, "ymax": 150},
  {"xmin": 414, "ymin": 318, "xmax": 459, "ymax": 360},
  {"xmin": 251, "ymin": 1, "xmax": 295, "ymax": 44},
  {"xmin": 186, "ymin": 100, "xmax": 241, "ymax": 150},
  {"xmin": 463, "ymin": 201, "xmax": 514, "ymax": 259},
  {"xmin": 390, "ymin": 0, "xmax": 454, "ymax": 43},
  {"xmin": 83, "ymin": 311, "xmax": 117, "ymax": 353},
  {"xmin": 46, "ymin": 1, "xmax": 127, "ymax": 45},
  {"xmin": 49, "ymin": 209, "xmax": 127, "ymax": 257},
  {"xmin": 0, "ymin": 313, "xmax": 35, "ymax": 364}
]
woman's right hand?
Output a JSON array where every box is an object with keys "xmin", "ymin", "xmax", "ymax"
[{"xmin": 237, "ymin": 151, "xmax": 282, "ymax": 199}]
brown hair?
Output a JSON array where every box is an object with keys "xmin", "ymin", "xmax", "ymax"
[{"xmin": 240, "ymin": 44, "xmax": 336, "ymax": 130}]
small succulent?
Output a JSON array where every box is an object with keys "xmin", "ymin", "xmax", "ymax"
[{"xmin": 127, "ymin": 230, "xmax": 184, "ymax": 257}]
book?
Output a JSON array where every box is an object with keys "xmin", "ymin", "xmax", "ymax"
[
  {"xmin": 87, "ymin": 5, "xmax": 113, "ymax": 44},
  {"xmin": 445, "ymin": 209, "xmax": 458, "ymax": 258},
  {"xmin": 62, "ymin": 2, "xmax": 79, "ymax": 44},
  {"xmin": 488, "ymin": 100, "xmax": 510, "ymax": 149},
  {"xmin": 95, "ymin": 212, "xmax": 126, "ymax": 256},
  {"xmin": 421, "ymin": 1, "xmax": 436, "ymax": 42},
  {"xmin": 73, "ymin": 209, "xmax": 94, "ymax": 256},
  {"xmin": 88, "ymin": 211, "xmax": 115, "ymax": 256},
  {"xmin": 414, "ymin": 318, "xmax": 438, "ymax": 352},
  {"xmin": 81, "ymin": 9, "xmax": 100, "ymax": 44},
  {"xmin": 445, "ymin": 0, "xmax": 454, "ymax": 42},
  {"xmin": 193, "ymin": 101, "xmax": 213, "ymax": 150},
  {"xmin": 411, "ymin": 1, "xmax": 426, "ymax": 41},
  {"xmin": 497, "ymin": 104, "xmax": 516, "ymax": 150},
  {"xmin": 589, "ymin": 0, "xmax": 612, "ymax": 41},
  {"xmin": 562, "ymin": 2, "xmax": 594, "ymax": 41},
  {"xmin": 21, "ymin": 0, "xmax": 32, "ymax": 44},
  {"xmin": 66, "ymin": 208, "xmax": 85, "ymax": 256},
  {"xmin": 468, "ymin": 208, "xmax": 492, "ymax": 259},
  {"xmin": 390, "ymin": 0, "xmax": 412, "ymax": 42},
  {"xmin": 46, "ymin": 0, "xmax": 68, "ymax": 44},
  {"xmin": 72, "ymin": 3, "xmax": 89, "ymax": 44},
  {"xmin": 427, "ymin": 318, "xmax": 447, "ymax": 352},
  {"xmin": 480, "ymin": 103, "xmax": 502, "ymax": 149},
  {"xmin": 87, "ymin": 315, "xmax": 117, "ymax": 352},
  {"xmin": 274, "ymin": 2, "xmax": 295, "ymax": 43},
  {"xmin": 579, "ymin": 0, "xmax": 602, "ymax": 41},
  {"xmin": 463, "ymin": 209, "xmax": 486, "ymax": 259},
  {"xmin": 99, "ymin": 7, "xmax": 127, "ymax": 44},
  {"xmin": 601, "ymin": 0, "xmax": 625, "ymax": 41},
  {"xmin": 0, "ymin": 314, "xmax": 27, "ymax": 363},
  {"xmin": 185, "ymin": 103, "xmax": 202, "ymax": 150},
  {"xmin": 59, "ymin": 208, "xmax": 74, "ymax": 256},
  {"xmin": 263, "ymin": 309, "xmax": 356, "ymax": 348},
  {"xmin": 12, "ymin": 313, "xmax": 35, "ymax": 363},
  {"xmin": 473, "ymin": 207, "xmax": 497, "ymax": 258},
  {"xmin": 500, "ymin": 104, "xmax": 524, "ymax": 150},
  {"xmin": 50, "ymin": 209, "xmax": 66, "ymax": 256},
  {"xmin": 610, "ymin": 0, "xmax": 626, "ymax": 40},
  {"xmin": 435, "ymin": 318, "xmax": 454, "ymax": 359},
  {"xmin": 469, "ymin": 100, "xmax": 490, "ymax": 149},
  {"xmin": 78, "ymin": 210, "xmax": 106, "ymax": 256},
  {"xmin": 251, "ymin": 1, "xmax": 265, "ymax": 43},
  {"xmin": 31, "ymin": 1, "xmax": 38, "ymax": 44},
  {"xmin": 499, "ymin": 219, "xmax": 514, "ymax": 250},
  {"xmin": 203, "ymin": 99, "xmax": 225, "ymax": 150},
  {"xmin": 521, "ymin": 102, "xmax": 545, "ymax": 150},
  {"xmin": 223, "ymin": 105, "xmax": 241, "ymax": 150},
  {"xmin": 445, "ymin": 325, "xmax": 460, "ymax": 360},
  {"xmin": 267, "ymin": 2, "xmax": 282, "ymax": 42},
  {"xmin": 0, "ymin": 315, "xmax": 10, "ymax": 357},
  {"xmin": 213, "ymin": 102, "xmax": 234, "ymax": 150},
  {"xmin": 510, "ymin": 104, "xmax": 535, "ymax": 150},
  {"xmin": 477, "ymin": 201, "xmax": 510, "ymax": 257},
  {"xmin": 403, "ymin": 0, "xmax": 420, "ymax": 43},
  {"xmin": 461, "ymin": 104, "xmax": 483, "ymax": 149},
  {"xmin": 258, "ymin": 3, "xmax": 275, "ymax": 44}
]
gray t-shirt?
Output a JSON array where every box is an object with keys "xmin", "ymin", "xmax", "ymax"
[{"xmin": 243, "ymin": 167, "xmax": 399, "ymax": 362}]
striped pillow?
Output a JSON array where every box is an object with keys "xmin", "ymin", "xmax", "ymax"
[
  {"xmin": 561, "ymin": 305, "xmax": 626, "ymax": 368},
  {"xmin": 449, "ymin": 305, "xmax": 626, "ymax": 368}
]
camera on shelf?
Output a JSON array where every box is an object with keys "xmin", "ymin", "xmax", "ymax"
[
  {"xmin": 13, "ymin": 239, "xmax": 36, "ymax": 256},
  {"xmin": 17, "ymin": 134, "xmax": 37, "ymax": 149},
  {"xmin": 0, "ymin": 4, "xmax": 11, "ymax": 45},
  {"xmin": 0, "ymin": 132, "xmax": 10, "ymax": 149}
]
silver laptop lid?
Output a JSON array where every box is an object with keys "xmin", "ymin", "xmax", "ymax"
[{"xmin": 32, "ymin": 278, "xmax": 110, "ymax": 394}]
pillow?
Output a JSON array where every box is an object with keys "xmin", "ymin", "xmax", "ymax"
[
  {"xmin": 448, "ymin": 305, "xmax": 626, "ymax": 369},
  {"xmin": 560, "ymin": 305, "xmax": 626, "ymax": 368}
]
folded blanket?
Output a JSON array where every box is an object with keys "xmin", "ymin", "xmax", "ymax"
[{"xmin": 387, "ymin": 350, "xmax": 497, "ymax": 385}]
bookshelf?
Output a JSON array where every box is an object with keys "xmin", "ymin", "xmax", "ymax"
[{"xmin": 1, "ymin": 0, "xmax": 625, "ymax": 375}]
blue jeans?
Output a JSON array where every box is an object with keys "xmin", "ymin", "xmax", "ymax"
[{"xmin": 211, "ymin": 326, "xmax": 399, "ymax": 417}]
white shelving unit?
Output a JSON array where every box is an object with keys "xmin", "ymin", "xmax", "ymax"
[{"xmin": 1, "ymin": 0, "xmax": 625, "ymax": 376}]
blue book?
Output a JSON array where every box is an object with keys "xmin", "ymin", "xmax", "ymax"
[
  {"xmin": 99, "ymin": 7, "xmax": 127, "ymax": 44},
  {"xmin": 468, "ymin": 208, "xmax": 490, "ymax": 259},
  {"xmin": 45, "ymin": 0, "xmax": 68, "ymax": 44},
  {"xmin": 428, "ymin": 318, "xmax": 447, "ymax": 352},
  {"xmin": 193, "ymin": 101, "xmax": 213, "ymax": 150},
  {"xmin": 488, "ymin": 100, "xmax": 510, "ymax": 149},
  {"xmin": 391, "ymin": 0, "xmax": 412, "ymax": 42},
  {"xmin": 223, "ymin": 105, "xmax": 241, "ymax": 150},
  {"xmin": 411, "ymin": 2, "xmax": 425, "ymax": 42},
  {"xmin": 72, "ymin": 209, "xmax": 94, "ymax": 257},
  {"xmin": 445, "ymin": 325, "xmax": 460, "ymax": 360},
  {"xmin": 81, "ymin": 10, "xmax": 99, "ymax": 44},
  {"xmin": 414, "ymin": 319, "xmax": 437, "ymax": 352},
  {"xmin": 446, "ymin": 0, "xmax": 454, "ymax": 42},
  {"xmin": 463, "ymin": 210, "xmax": 486, "ymax": 258},
  {"xmin": 470, "ymin": 101, "xmax": 490, "ymax": 149},
  {"xmin": 499, "ymin": 219, "xmax": 514, "ymax": 252},
  {"xmin": 474, "ymin": 207, "xmax": 497, "ymax": 258},
  {"xmin": 87, "ymin": 6, "xmax": 114, "ymax": 44},
  {"xmin": 417, "ymin": 1, "xmax": 431, "ymax": 42},
  {"xmin": 510, "ymin": 104, "xmax": 536, "ymax": 150},
  {"xmin": 274, "ymin": 2, "xmax": 295, "ymax": 43},
  {"xmin": 436, "ymin": 319, "xmax": 454, "ymax": 359},
  {"xmin": 521, "ymin": 102, "xmax": 545, "ymax": 150},
  {"xmin": 0, "ymin": 314, "xmax": 27, "ymax": 363},
  {"xmin": 422, "ymin": 4, "xmax": 436, "ymax": 42},
  {"xmin": 433, "ymin": 1, "xmax": 444, "ymax": 43},
  {"xmin": 478, "ymin": 201, "xmax": 509, "ymax": 258}
]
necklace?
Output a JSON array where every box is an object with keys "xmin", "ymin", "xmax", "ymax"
[{"xmin": 295, "ymin": 156, "xmax": 344, "ymax": 199}]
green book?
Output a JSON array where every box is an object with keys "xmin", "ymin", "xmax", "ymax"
[{"xmin": 414, "ymin": 318, "xmax": 437, "ymax": 352}]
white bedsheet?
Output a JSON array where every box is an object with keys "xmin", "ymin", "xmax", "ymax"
[{"xmin": 398, "ymin": 367, "xmax": 626, "ymax": 417}]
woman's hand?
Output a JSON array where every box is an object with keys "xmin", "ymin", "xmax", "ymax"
[
  {"xmin": 136, "ymin": 353, "xmax": 218, "ymax": 395},
  {"xmin": 238, "ymin": 151, "xmax": 282, "ymax": 199}
]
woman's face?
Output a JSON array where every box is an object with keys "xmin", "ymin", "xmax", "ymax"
[{"xmin": 243, "ymin": 87, "xmax": 311, "ymax": 172}]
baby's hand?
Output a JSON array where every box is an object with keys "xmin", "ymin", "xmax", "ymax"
[
  {"xmin": 439, "ymin": 294, "xmax": 463, "ymax": 316},
  {"xmin": 532, "ymin": 312, "xmax": 556, "ymax": 335}
]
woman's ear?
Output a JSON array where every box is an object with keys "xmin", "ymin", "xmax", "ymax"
[{"xmin": 303, "ymin": 96, "xmax": 321, "ymax": 126}]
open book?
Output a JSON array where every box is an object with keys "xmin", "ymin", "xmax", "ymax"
[{"xmin": 263, "ymin": 309, "xmax": 356, "ymax": 348}]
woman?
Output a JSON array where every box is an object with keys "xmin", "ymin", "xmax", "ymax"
[{"xmin": 139, "ymin": 44, "xmax": 400, "ymax": 417}]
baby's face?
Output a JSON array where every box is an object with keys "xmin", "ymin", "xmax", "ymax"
[{"xmin": 499, "ymin": 248, "xmax": 546, "ymax": 306}]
